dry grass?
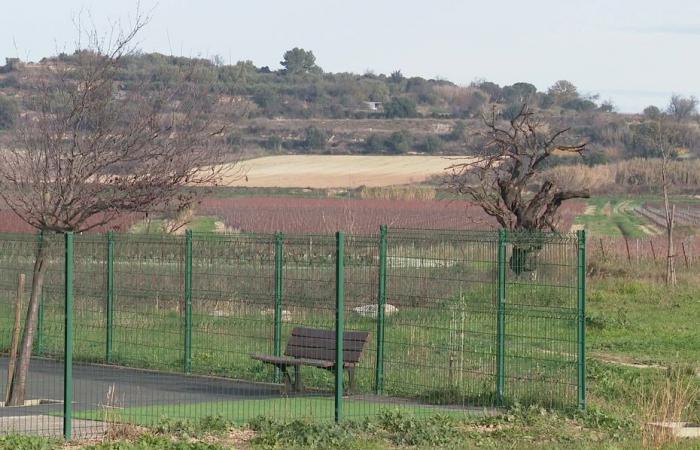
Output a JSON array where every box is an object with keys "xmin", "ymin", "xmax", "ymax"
[
  {"xmin": 357, "ymin": 185, "xmax": 437, "ymax": 200},
  {"xmin": 544, "ymin": 159, "xmax": 700, "ymax": 194},
  {"xmin": 216, "ymin": 155, "xmax": 464, "ymax": 188},
  {"xmin": 640, "ymin": 368, "xmax": 699, "ymax": 448}
]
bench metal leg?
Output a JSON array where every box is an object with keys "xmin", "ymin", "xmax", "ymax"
[
  {"xmin": 279, "ymin": 365, "xmax": 293, "ymax": 393},
  {"xmin": 294, "ymin": 365, "xmax": 304, "ymax": 392},
  {"xmin": 347, "ymin": 366, "xmax": 356, "ymax": 395}
]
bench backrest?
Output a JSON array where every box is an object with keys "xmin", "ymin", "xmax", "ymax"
[{"xmin": 285, "ymin": 327, "xmax": 370, "ymax": 364}]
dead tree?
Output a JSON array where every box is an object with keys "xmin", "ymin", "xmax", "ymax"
[
  {"xmin": 447, "ymin": 105, "xmax": 589, "ymax": 273},
  {"xmin": 0, "ymin": 18, "xmax": 234, "ymax": 405}
]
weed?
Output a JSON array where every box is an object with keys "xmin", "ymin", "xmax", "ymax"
[{"xmin": 0, "ymin": 435, "xmax": 58, "ymax": 450}]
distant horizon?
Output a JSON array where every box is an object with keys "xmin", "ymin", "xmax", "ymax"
[{"xmin": 2, "ymin": 0, "xmax": 699, "ymax": 113}]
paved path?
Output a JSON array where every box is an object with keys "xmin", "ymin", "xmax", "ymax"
[{"xmin": 0, "ymin": 357, "xmax": 281, "ymax": 438}]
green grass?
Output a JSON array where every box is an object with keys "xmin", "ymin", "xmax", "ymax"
[
  {"xmin": 574, "ymin": 197, "xmax": 648, "ymax": 237},
  {"xmin": 575, "ymin": 194, "xmax": 700, "ymax": 238},
  {"xmin": 587, "ymin": 272, "xmax": 700, "ymax": 366},
  {"xmin": 72, "ymin": 397, "xmax": 477, "ymax": 427},
  {"xmin": 129, "ymin": 216, "xmax": 220, "ymax": 234}
]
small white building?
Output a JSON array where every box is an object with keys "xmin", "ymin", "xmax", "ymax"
[{"xmin": 363, "ymin": 101, "xmax": 383, "ymax": 111}]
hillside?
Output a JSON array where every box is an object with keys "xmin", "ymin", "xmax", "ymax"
[{"xmin": 1, "ymin": 51, "xmax": 699, "ymax": 167}]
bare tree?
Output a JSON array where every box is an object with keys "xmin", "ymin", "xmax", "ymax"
[
  {"xmin": 447, "ymin": 105, "xmax": 588, "ymax": 273},
  {"xmin": 667, "ymin": 94, "xmax": 698, "ymax": 121},
  {"xmin": 0, "ymin": 17, "xmax": 232, "ymax": 405},
  {"xmin": 654, "ymin": 120, "xmax": 677, "ymax": 286}
]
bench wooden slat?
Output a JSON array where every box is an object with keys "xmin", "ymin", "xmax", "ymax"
[
  {"xmin": 292, "ymin": 327, "xmax": 369, "ymax": 342},
  {"xmin": 250, "ymin": 353, "xmax": 334, "ymax": 368},
  {"xmin": 285, "ymin": 347, "xmax": 363, "ymax": 363},
  {"xmin": 286, "ymin": 335, "xmax": 367, "ymax": 352},
  {"xmin": 285, "ymin": 328, "xmax": 369, "ymax": 363}
]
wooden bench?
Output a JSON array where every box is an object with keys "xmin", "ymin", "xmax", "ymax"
[{"xmin": 251, "ymin": 327, "xmax": 370, "ymax": 393}]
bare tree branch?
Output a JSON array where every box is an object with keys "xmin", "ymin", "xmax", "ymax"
[{"xmin": 446, "ymin": 104, "xmax": 589, "ymax": 232}]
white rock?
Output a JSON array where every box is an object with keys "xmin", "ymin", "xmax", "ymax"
[
  {"xmin": 261, "ymin": 308, "xmax": 292, "ymax": 322},
  {"xmin": 353, "ymin": 304, "xmax": 398, "ymax": 318}
]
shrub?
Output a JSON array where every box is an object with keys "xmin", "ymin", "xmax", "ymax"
[
  {"xmin": 384, "ymin": 96, "xmax": 418, "ymax": 118},
  {"xmin": 386, "ymin": 130, "xmax": 413, "ymax": 154},
  {"xmin": 421, "ymin": 135, "xmax": 443, "ymax": 153},
  {"xmin": 224, "ymin": 133, "xmax": 242, "ymax": 147},
  {"xmin": 302, "ymin": 126, "xmax": 328, "ymax": 151},
  {"xmin": 263, "ymin": 135, "xmax": 283, "ymax": 151},
  {"xmin": 364, "ymin": 133, "xmax": 387, "ymax": 153},
  {"xmin": 0, "ymin": 96, "xmax": 17, "ymax": 130},
  {"xmin": 447, "ymin": 120, "xmax": 467, "ymax": 141}
]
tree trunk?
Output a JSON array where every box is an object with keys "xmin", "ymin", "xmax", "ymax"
[
  {"xmin": 665, "ymin": 204, "xmax": 676, "ymax": 286},
  {"xmin": 662, "ymin": 154, "xmax": 676, "ymax": 287},
  {"xmin": 6, "ymin": 238, "xmax": 47, "ymax": 406}
]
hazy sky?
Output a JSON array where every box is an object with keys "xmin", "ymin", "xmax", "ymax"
[{"xmin": 2, "ymin": 0, "xmax": 699, "ymax": 112}]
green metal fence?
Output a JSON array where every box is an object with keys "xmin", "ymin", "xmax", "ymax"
[{"xmin": 0, "ymin": 227, "xmax": 586, "ymax": 439}]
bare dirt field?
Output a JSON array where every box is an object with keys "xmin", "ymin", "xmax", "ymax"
[{"xmin": 219, "ymin": 155, "xmax": 465, "ymax": 188}]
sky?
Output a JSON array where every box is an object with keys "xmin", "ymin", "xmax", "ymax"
[{"xmin": 1, "ymin": 0, "xmax": 699, "ymax": 113}]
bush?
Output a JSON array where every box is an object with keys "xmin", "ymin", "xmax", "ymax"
[
  {"xmin": 224, "ymin": 133, "xmax": 242, "ymax": 147},
  {"xmin": 386, "ymin": 130, "xmax": 413, "ymax": 154},
  {"xmin": 562, "ymin": 98, "xmax": 597, "ymax": 112},
  {"xmin": 0, "ymin": 96, "xmax": 17, "ymax": 130},
  {"xmin": 0, "ymin": 75, "xmax": 19, "ymax": 89},
  {"xmin": 447, "ymin": 120, "xmax": 467, "ymax": 141},
  {"xmin": 384, "ymin": 96, "xmax": 418, "ymax": 118},
  {"xmin": 364, "ymin": 133, "xmax": 387, "ymax": 153},
  {"xmin": 421, "ymin": 135, "xmax": 443, "ymax": 153},
  {"xmin": 263, "ymin": 135, "xmax": 283, "ymax": 151},
  {"xmin": 302, "ymin": 126, "xmax": 328, "ymax": 151}
]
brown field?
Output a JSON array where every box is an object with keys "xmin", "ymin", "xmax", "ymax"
[{"xmin": 219, "ymin": 155, "xmax": 465, "ymax": 188}]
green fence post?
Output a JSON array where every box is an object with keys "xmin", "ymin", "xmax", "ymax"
[
  {"xmin": 273, "ymin": 232, "xmax": 284, "ymax": 383},
  {"xmin": 63, "ymin": 232, "xmax": 74, "ymax": 440},
  {"xmin": 106, "ymin": 231, "xmax": 115, "ymax": 364},
  {"xmin": 335, "ymin": 231, "xmax": 345, "ymax": 423},
  {"xmin": 374, "ymin": 224, "xmax": 388, "ymax": 394},
  {"xmin": 184, "ymin": 230, "xmax": 193, "ymax": 374},
  {"xmin": 496, "ymin": 229, "xmax": 507, "ymax": 405},
  {"xmin": 577, "ymin": 230, "xmax": 587, "ymax": 409}
]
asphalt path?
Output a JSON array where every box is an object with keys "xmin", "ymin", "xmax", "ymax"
[{"xmin": 0, "ymin": 357, "xmax": 283, "ymax": 418}]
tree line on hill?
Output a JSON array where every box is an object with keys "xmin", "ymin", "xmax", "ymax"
[{"xmin": 0, "ymin": 47, "xmax": 699, "ymax": 163}]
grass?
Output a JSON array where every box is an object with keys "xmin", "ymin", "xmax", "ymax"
[
  {"xmin": 587, "ymin": 277, "xmax": 700, "ymax": 365},
  {"xmin": 575, "ymin": 196, "xmax": 649, "ymax": 237},
  {"xmin": 129, "ymin": 216, "xmax": 221, "ymax": 234},
  {"xmin": 73, "ymin": 397, "xmax": 478, "ymax": 427},
  {"xmin": 575, "ymin": 194, "xmax": 700, "ymax": 238}
]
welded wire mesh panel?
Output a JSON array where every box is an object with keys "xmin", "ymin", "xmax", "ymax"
[
  {"xmin": 503, "ymin": 232, "xmax": 579, "ymax": 407},
  {"xmin": 0, "ymin": 228, "xmax": 584, "ymax": 438},
  {"xmin": 0, "ymin": 233, "xmax": 65, "ymax": 437},
  {"xmin": 110, "ymin": 234, "xmax": 184, "ymax": 370},
  {"xmin": 341, "ymin": 233, "xmax": 381, "ymax": 420},
  {"xmin": 375, "ymin": 228, "xmax": 500, "ymax": 417},
  {"xmin": 71, "ymin": 235, "xmax": 108, "ymax": 361},
  {"xmin": 272, "ymin": 233, "xmax": 338, "ymax": 421},
  {"xmin": 65, "ymin": 233, "xmax": 191, "ymax": 434},
  {"xmin": 191, "ymin": 232, "xmax": 276, "ymax": 379}
]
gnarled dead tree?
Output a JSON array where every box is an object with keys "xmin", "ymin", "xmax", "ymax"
[
  {"xmin": 0, "ymin": 18, "xmax": 234, "ymax": 405},
  {"xmin": 447, "ymin": 105, "xmax": 589, "ymax": 273}
]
